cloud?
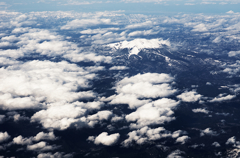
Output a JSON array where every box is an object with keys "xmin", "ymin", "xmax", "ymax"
[
  {"xmin": 13, "ymin": 131, "xmax": 57, "ymax": 145},
  {"xmin": 102, "ymin": 93, "xmax": 151, "ymax": 109},
  {"xmin": 210, "ymin": 93, "xmax": 235, "ymax": 102},
  {"xmin": 31, "ymin": 102, "xmax": 87, "ymax": 130},
  {"xmin": 228, "ymin": 51, "xmax": 240, "ymax": 57},
  {"xmin": 192, "ymin": 108, "xmax": 209, "ymax": 114},
  {"xmin": 167, "ymin": 150, "xmax": 185, "ymax": 158},
  {"xmin": 13, "ymin": 135, "xmax": 33, "ymax": 145},
  {"xmin": 125, "ymin": 21, "xmax": 153, "ymax": 29},
  {"xmin": 27, "ymin": 141, "xmax": 58, "ymax": 151},
  {"xmin": 61, "ymin": 19, "xmax": 111, "ymax": 30},
  {"xmin": 175, "ymin": 136, "xmax": 190, "ymax": 144},
  {"xmin": 212, "ymin": 142, "xmax": 221, "ymax": 147},
  {"xmin": 177, "ymin": 90, "xmax": 202, "ymax": 102},
  {"xmin": 88, "ymin": 132, "xmax": 120, "ymax": 146},
  {"xmin": 192, "ymin": 23, "xmax": 208, "ymax": 32},
  {"xmin": 63, "ymin": 52, "xmax": 112, "ymax": 63},
  {"xmin": 122, "ymin": 126, "xmax": 171, "ymax": 147},
  {"xmin": 172, "ymin": 130, "xmax": 188, "ymax": 139},
  {"xmin": 125, "ymin": 98, "xmax": 179, "ymax": 129},
  {"xmin": 200, "ymin": 128, "xmax": 218, "ymax": 137},
  {"xmin": 128, "ymin": 30, "xmax": 159, "ymax": 37},
  {"xmin": 109, "ymin": 66, "xmax": 129, "ymax": 70},
  {"xmin": 108, "ymin": 38, "xmax": 171, "ymax": 56},
  {"xmin": 0, "ymin": 60, "xmax": 97, "ymax": 110},
  {"xmin": 0, "ymin": 132, "xmax": 10, "ymax": 143},
  {"xmin": 37, "ymin": 152, "xmax": 73, "ymax": 158},
  {"xmin": 227, "ymin": 10, "xmax": 234, "ymax": 14}
]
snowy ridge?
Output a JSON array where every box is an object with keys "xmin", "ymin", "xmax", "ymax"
[{"xmin": 108, "ymin": 38, "xmax": 170, "ymax": 57}]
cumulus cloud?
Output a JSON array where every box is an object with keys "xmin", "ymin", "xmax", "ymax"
[
  {"xmin": 200, "ymin": 128, "xmax": 218, "ymax": 137},
  {"xmin": 167, "ymin": 150, "xmax": 185, "ymax": 158},
  {"xmin": 108, "ymin": 38, "xmax": 171, "ymax": 56},
  {"xmin": 192, "ymin": 108, "xmax": 209, "ymax": 114},
  {"xmin": 228, "ymin": 51, "xmax": 240, "ymax": 57},
  {"xmin": 125, "ymin": 98, "xmax": 179, "ymax": 129},
  {"xmin": 88, "ymin": 132, "xmax": 120, "ymax": 146},
  {"xmin": 13, "ymin": 135, "xmax": 33, "ymax": 145},
  {"xmin": 172, "ymin": 130, "xmax": 188, "ymax": 139},
  {"xmin": 0, "ymin": 132, "xmax": 10, "ymax": 143},
  {"xmin": 27, "ymin": 141, "xmax": 58, "ymax": 151},
  {"xmin": 212, "ymin": 142, "xmax": 221, "ymax": 147},
  {"xmin": 175, "ymin": 136, "xmax": 190, "ymax": 144},
  {"xmin": 122, "ymin": 126, "xmax": 171, "ymax": 147},
  {"xmin": 13, "ymin": 132, "xmax": 57, "ymax": 145},
  {"xmin": 37, "ymin": 152, "xmax": 73, "ymax": 158},
  {"xmin": 109, "ymin": 66, "xmax": 129, "ymax": 70},
  {"xmin": 177, "ymin": 90, "xmax": 202, "ymax": 102},
  {"xmin": 0, "ymin": 60, "xmax": 97, "ymax": 110}
]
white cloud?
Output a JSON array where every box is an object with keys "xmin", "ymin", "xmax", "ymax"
[
  {"xmin": 210, "ymin": 93, "xmax": 235, "ymax": 102},
  {"xmin": 212, "ymin": 142, "xmax": 221, "ymax": 147},
  {"xmin": 177, "ymin": 90, "xmax": 202, "ymax": 102},
  {"xmin": 227, "ymin": 10, "xmax": 235, "ymax": 14},
  {"xmin": 172, "ymin": 130, "xmax": 188, "ymax": 139},
  {"xmin": 228, "ymin": 51, "xmax": 240, "ymax": 57},
  {"xmin": 13, "ymin": 132, "xmax": 57, "ymax": 145},
  {"xmin": 125, "ymin": 98, "xmax": 179, "ymax": 129},
  {"xmin": 37, "ymin": 152, "xmax": 73, "ymax": 158},
  {"xmin": 125, "ymin": 21, "xmax": 153, "ymax": 29},
  {"xmin": 175, "ymin": 136, "xmax": 190, "ymax": 144},
  {"xmin": 89, "ymin": 132, "xmax": 120, "ymax": 146},
  {"xmin": 13, "ymin": 135, "xmax": 33, "ymax": 145},
  {"xmin": 167, "ymin": 150, "xmax": 185, "ymax": 158},
  {"xmin": 61, "ymin": 19, "xmax": 111, "ymax": 30},
  {"xmin": 31, "ymin": 102, "xmax": 87, "ymax": 130},
  {"xmin": 192, "ymin": 23, "xmax": 208, "ymax": 32},
  {"xmin": 200, "ymin": 128, "xmax": 218, "ymax": 137},
  {"xmin": 33, "ymin": 132, "xmax": 57, "ymax": 141},
  {"xmin": 122, "ymin": 126, "xmax": 171, "ymax": 147},
  {"xmin": 27, "ymin": 141, "xmax": 58, "ymax": 151},
  {"xmin": 103, "ymin": 93, "xmax": 151, "ymax": 109},
  {"xmin": 109, "ymin": 66, "xmax": 129, "ymax": 70},
  {"xmin": 108, "ymin": 38, "xmax": 171, "ymax": 56},
  {"xmin": 0, "ymin": 60, "xmax": 97, "ymax": 110},
  {"xmin": 0, "ymin": 132, "xmax": 10, "ymax": 143},
  {"xmin": 226, "ymin": 136, "xmax": 237, "ymax": 145},
  {"xmin": 63, "ymin": 52, "xmax": 112, "ymax": 63},
  {"xmin": 192, "ymin": 108, "xmax": 209, "ymax": 114}
]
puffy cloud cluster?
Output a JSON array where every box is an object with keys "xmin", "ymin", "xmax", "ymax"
[
  {"xmin": 122, "ymin": 126, "xmax": 188, "ymax": 147},
  {"xmin": 0, "ymin": 60, "xmax": 96, "ymax": 110},
  {"xmin": 102, "ymin": 73, "xmax": 176, "ymax": 109},
  {"xmin": 27, "ymin": 141, "xmax": 59, "ymax": 151},
  {"xmin": 122, "ymin": 126, "xmax": 171, "ymax": 147},
  {"xmin": 126, "ymin": 98, "xmax": 179, "ymax": 129},
  {"xmin": 177, "ymin": 90, "xmax": 202, "ymax": 102},
  {"xmin": 13, "ymin": 131, "xmax": 57, "ymax": 145},
  {"xmin": 88, "ymin": 132, "xmax": 120, "ymax": 146}
]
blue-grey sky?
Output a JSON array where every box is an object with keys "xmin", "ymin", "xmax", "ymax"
[{"xmin": 0, "ymin": 0, "xmax": 240, "ymax": 14}]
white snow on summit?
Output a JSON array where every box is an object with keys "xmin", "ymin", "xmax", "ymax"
[{"xmin": 108, "ymin": 38, "xmax": 170, "ymax": 57}]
